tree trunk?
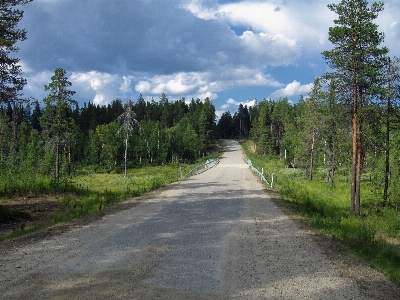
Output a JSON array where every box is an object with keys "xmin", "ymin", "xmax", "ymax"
[
  {"xmin": 354, "ymin": 87, "xmax": 363, "ymax": 215},
  {"xmin": 67, "ymin": 136, "xmax": 71, "ymax": 176},
  {"xmin": 350, "ymin": 80, "xmax": 358, "ymax": 214},
  {"xmin": 309, "ymin": 130, "xmax": 316, "ymax": 181},
  {"xmin": 355, "ymin": 121, "xmax": 362, "ymax": 215},
  {"xmin": 325, "ymin": 137, "xmax": 335, "ymax": 185},
  {"xmin": 124, "ymin": 136, "xmax": 128, "ymax": 177},
  {"xmin": 11, "ymin": 103, "xmax": 19, "ymax": 163},
  {"xmin": 383, "ymin": 64, "xmax": 391, "ymax": 206},
  {"xmin": 56, "ymin": 141, "xmax": 60, "ymax": 182}
]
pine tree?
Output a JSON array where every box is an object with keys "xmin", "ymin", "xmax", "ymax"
[
  {"xmin": 382, "ymin": 57, "xmax": 400, "ymax": 206},
  {"xmin": 40, "ymin": 68, "xmax": 76, "ymax": 182},
  {"xmin": 254, "ymin": 100, "xmax": 273, "ymax": 156},
  {"xmin": 0, "ymin": 0, "xmax": 31, "ymax": 104},
  {"xmin": 323, "ymin": 0, "xmax": 388, "ymax": 214},
  {"xmin": 271, "ymin": 98, "xmax": 293, "ymax": 157},
  {"xmin": 0, "ymin": 0, "xmax": 32, "ymax": 163},
  {"xmin": 31, "ymin": 99, "xmax": 42, "ymax": 131}
]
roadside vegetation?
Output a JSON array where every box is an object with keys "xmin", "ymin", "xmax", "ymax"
[
  {"xmin": 242, "ymin": 140, "xmax": 400, "ymax": 285},
  {"xmin": 216, "ymin": 0, "xmax": 400, "ymax": 285},
  {"xmin": 1, "ymin": 0, "xmax": 400, "ymax": 286},
  {"xmin": 1, "ymin": 1, "xmax": 222, "ymax": 241},
  {"xmin": 0, "ymin": 141, "xmax": 223, "ymax": 242}
]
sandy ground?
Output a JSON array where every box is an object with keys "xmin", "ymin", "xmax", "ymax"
[{"xmin": 0, "ymin": 140, "xmax": 399, "ymax": 299}]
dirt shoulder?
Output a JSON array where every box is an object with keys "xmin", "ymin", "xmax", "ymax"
[
  {"xmin": 0, "ymin": 189, "xmax": 162, "ymax": 254},
  {"xmin": 1, "ymin": 186, "xmax": 400, "ymax": 299},
  {"xmin": 268, "ymin": 190, "xmax": 400, "ymax": 299}
]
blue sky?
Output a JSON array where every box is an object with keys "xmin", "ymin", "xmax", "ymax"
[{"xmin": 17, "ymin": 0, "xmax": 400, "ymax": 118}]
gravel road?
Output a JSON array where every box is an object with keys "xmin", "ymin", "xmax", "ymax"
[{"xmin": 0, "ymin": 140, "xmax": 399, "ymax": 299}]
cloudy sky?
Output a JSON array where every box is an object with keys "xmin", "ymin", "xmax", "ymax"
[{"xmin": 17, "ymin": 0, "xmax": 400, "ymax": 117}]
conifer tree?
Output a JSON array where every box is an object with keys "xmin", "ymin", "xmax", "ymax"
[
  {"xmin": 40, "ymin": 68, "xmax": 76, "ymax": 182},
  {"xmin": 0, "ymin": 0, "xmax": 31, "ymax": 104},
  {"xmin": 382, "ymin": 57, "xmax": 400, "ymax": 206},
  {"xmin": 0, "ymin": 0, "xmax": 32, "ymax": 163},
  {"xmin": 323, "ymin": 0, "xmax": 388, "ymax": 214},
  {"xmin": 305, "ymin": 78, "xmax": 324, "ymax": 181}
]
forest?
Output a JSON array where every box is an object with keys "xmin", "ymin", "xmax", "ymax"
[
  {"xmin": 0, "ymin": 83, "xmax": 217, "ymax": 178},
  {"xmin": 1, "ymin": 0, "xmax": 400, "ymax": 213},
  {"xmin": 2, "ymin": 0, "xmax": 400, "ymax": 281}
]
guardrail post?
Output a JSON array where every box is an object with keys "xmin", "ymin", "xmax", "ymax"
[{"xmin": 271, "ymin": 173, "xmax": 274, "ymax": 188}]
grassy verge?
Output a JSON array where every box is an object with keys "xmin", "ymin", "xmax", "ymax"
[
  {"xmin": 241, "ymin": 140, "xmax": 400, "ymax": 285},
  {"xmin": 0, "ymin": 141, "xmax": 225, "ymax": 242}
]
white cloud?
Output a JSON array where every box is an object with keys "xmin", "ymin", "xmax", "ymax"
[
  {"xmin": 215, "ymin": 110, "xmax": 225, "ymax": 120},
  {"xmin": 23, "ymin": 71, "xmax": 53, "ymax": 100},
  {"xmin": 269, "ymin": 80, "xmax": 313, "ymax": 100},
  {"xmin": 377, "ymin": 3, "xmax": 400, "ymax": 57},
  {"xmin": 220, "ymin": 97, "xmax": 257, "ymax": 114},
  {"xmin": 135, "ymin": 69, "xmax": 283, "ymax": 101},
  {"xmin": 135, "ymin": 81, "xmax": 152, "ymax": 94},
  {"xmin": 135, "ymin": 72, "xmax": 207, "ymax": 96},
  {"xmin": 239, "ymin": 31, "xmax": 300, "ymax": 66},
  {"xmin": 120, "ymin": 76, "xmax": 134, "ymax": 93},
  {"xmin": 182, "ymin": 0, "xmax": 217, "ymax": 20},
  {"xmin": 18, "ymin": 0, "xmax": 400, "ymax": 112},
  {"xmin": 215, "ymin": 2, "xmax": 293, "ymax": 34},
  {"xmin": 184, "ymin": 0, "xmax": 332, "ymax": 52},
  {"xmin": 220, "ymin": 104, "xmax": 230, "ymax": 110},
  {"xmin": 70, "ymin": 71, "xmax": 134, "ymax": 105},
  {"xmin": 198, "ymin": 91, "xmax": 218, "ymax": 101}
]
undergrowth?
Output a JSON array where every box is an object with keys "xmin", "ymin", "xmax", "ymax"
[
  {"xmin": 241, "ymin": 140, "xmax": 400, "ymax": 285},
  {"xmin": 0, "ymin": 151, "xmax": 222, "ymax": 242}
]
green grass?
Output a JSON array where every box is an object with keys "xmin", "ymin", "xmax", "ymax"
[
  {"xmin": 241, "ymin": 140, "xmax": 400, "ymax": 285},
  {"xmin": 0, "ymin": 143, "xmax": 224, "ymax": 243},
  {"xmin": 0, "ymin": 165, "xmax": 184, "ymax": 242}
]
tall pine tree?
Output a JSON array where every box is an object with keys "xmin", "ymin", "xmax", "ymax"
[
  {"xmin": 323, "ymin": 0, "xmax": 388, "ymax": 214},
  {"xmin": 40, "ymin": 68, "xmax": 76, "ymax": 182}
]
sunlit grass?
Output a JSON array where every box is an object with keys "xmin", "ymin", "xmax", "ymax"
[
  {"xmin": 241, "ymin": 140, "xmax": 400, "ymax": 285},
  {"xmin": 74, "ymin": 165, "xmax": 182, "ymax": 193},
  {"xmin": 0, "ymin": 142, "xmax": 224, "ymax": 242}
]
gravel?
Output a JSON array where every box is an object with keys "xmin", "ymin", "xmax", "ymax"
[{"xmin": 0, "ymin": 140, "xmax": 399, "ymax": 299}]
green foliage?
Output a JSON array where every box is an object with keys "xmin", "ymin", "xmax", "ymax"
[
  {"xmin": 0, "ymin": 154, "xmax": 221, "ymax": 242},
  {"xmin": 242, "ymin": 140, "xmax": 400, "ymax": 284},
  {"xmin": 40, "ymin": 68, "xmax": 76, "ymax": 182},
  {"xmin": 217, "ymin": 111, "xmax": 234, "ymax": 139},
  {"xmin": 0, "ymin": 0, "xmax": 32, "ymax": 103},
  {"xmin": 94, "ymin": 122, "xmax": 121, "ymax": 171},
  {"xmin": 323, "ymin": 0, "xmax": 389, "ymax": 215},
  {"xmin": 251, "ymin": 100, "xmax": 273, "ymax": 155}
]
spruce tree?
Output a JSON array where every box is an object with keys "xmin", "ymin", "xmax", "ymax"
[{"xmin": 40, "ymin": 68, "xmax": 76, "ymax": 182}]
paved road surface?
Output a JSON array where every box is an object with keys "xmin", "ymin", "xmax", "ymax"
[{"xmin": 0, "ymin": 140, "xmax": 385, "ymax": 299}]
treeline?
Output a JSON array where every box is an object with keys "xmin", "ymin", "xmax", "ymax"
[
  {"xmin": 0, "ymin": 69, "xmax": 216, "ymax": 182},
  {"xmin": 217, "ymin": 0, "xmax": 400, "ymax": 214},
  {"xmin": 216, "ymin": 74, "xmax": 400, "ymax": 210}
]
